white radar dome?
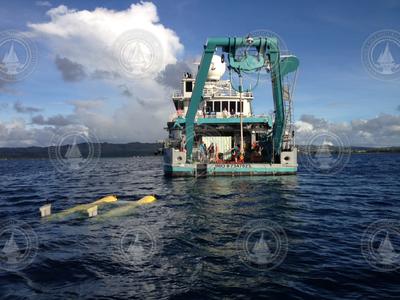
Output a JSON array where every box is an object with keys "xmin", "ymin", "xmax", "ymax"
[{"xmin": 207, "ymin": 55, "xmax": 226, "ymax": 80}]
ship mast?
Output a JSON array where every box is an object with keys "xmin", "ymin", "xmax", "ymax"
[{"xmin": 239, "ymin": 73, "xmax": 244, "ymax": 158}]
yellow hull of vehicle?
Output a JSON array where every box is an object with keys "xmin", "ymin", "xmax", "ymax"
[
  {"xmin": 47, "ymin": 195, "xmax": 117, "ymax": 220},
  {"xmin": 136, "ymin": 195, "xmax": 157, "ymax": 205},
  {"xmin": 99, "ymin": 195, "xmax": 156, "ymax": 219}
]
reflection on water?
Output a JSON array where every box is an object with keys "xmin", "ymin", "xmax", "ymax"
[{"xmin": 165, "ymin": 175, "xmax": 299, "ymax": 196}]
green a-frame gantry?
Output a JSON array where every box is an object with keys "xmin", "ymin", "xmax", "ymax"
[{"xmin": 185, "ymin": 36, "xmax": 299, "ymax": 163}]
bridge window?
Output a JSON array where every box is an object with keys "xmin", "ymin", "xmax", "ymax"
[
  {"xmin": 222, "ymin": 101, "xmax": 229, "ymax": 111},
  {"xmin": 230, "ymin": 101, "xmax": 236, "ymax": 113},
  {"xmin": 206, "ymin": 101, "xmax": 213, "ymax": 113},
  {"xmin": 214, "ymin": 101, "xmax": 221, "ymax": 112},
  {"xmin": 185, "ymin": 81, "xmax": 193, "ymax": 92}
]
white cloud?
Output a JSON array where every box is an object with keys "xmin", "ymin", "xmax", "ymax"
[
  {"xmin": 0, "ymin": 119, "xmax": 53, "ymax": 147},
  {"xmin": 28, "ymin": 2, "xmax": 183, "ymax": 78},
  {"xmin": 22, "ymin": 2, "xmax": 186, "ymax": 146},
  {"xmin": 294, "ymin": 120, "xmax": 314, "ymax": 133},
  {"xmin": 2, "ymin": 109, "xmax": 400, "ymax": 147},
  {"xmin": 295, "ymin": 114, "xmax": 400, "ymax": 147}
]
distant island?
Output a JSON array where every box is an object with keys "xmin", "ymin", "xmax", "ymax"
[
  {"xmin": 0, "ymin": 142, "xmax": 163, "ymax": 159},
  {"xmin": 0, "ymin": 143, "xmax": 399, "ymax": 160},
  {"xmin": 297, "ymin": 145, "xmax": 400, "ymax": 154}
]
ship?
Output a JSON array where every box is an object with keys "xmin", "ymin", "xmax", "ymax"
[{"xmin": 163, "ymin": 35, "xmax": 299, "ymax": 176}]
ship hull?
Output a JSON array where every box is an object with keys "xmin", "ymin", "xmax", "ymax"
[{"xmin": 164, "ymin": 163, "xmax": 297, "ymax": 177}]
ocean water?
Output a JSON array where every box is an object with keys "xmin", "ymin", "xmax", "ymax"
[{"xmin": 0, "ymin": 154, "xmax": 399, "ymax": 299}]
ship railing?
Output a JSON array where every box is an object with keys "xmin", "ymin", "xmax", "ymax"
[
  {"xmin": 198, "ymin": 112, "xmax": 264, "ymax": 119},
  {"xmin": 170, "ymin": 112, "xmax": 270, "ymax": 121},
  {"xmin": 203, "ymin": 89, "xmax": 253, "ymax": 98},
  {"xmin": 173, "ymin": 89, "xmax": 253, "ymax": 99}
]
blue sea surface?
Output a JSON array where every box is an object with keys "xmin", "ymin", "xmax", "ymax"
[{"xmin": 0, "ymin": 154, "xmax": 400, "ymax": 299}]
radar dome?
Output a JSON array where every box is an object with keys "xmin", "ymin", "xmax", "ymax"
[{"xmin": 207, "ymin": 55, "xmax": 226, "ymax": 80}]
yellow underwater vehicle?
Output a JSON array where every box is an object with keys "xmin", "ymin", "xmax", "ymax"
[{"xmin": 39, "ymin": 195, "xmax": 156, "ymax": 220}]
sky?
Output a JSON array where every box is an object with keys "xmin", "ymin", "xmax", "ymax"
[{"xmin": 0, "ymin": 0, "xmax": 399, "ymax": 147}]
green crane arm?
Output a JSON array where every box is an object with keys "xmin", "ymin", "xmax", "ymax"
[
  {"xmin": 272, "ymin": 54, "xmax": 299, "ymax": 157},
  {"xmin": 184, "ymin": 37, "xmax": 299, "ymax": 162}
]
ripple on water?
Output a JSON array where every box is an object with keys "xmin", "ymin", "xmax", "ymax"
[{"xmin": 0, "ymin": 154, "xmax": 400, "ymax": 299}]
